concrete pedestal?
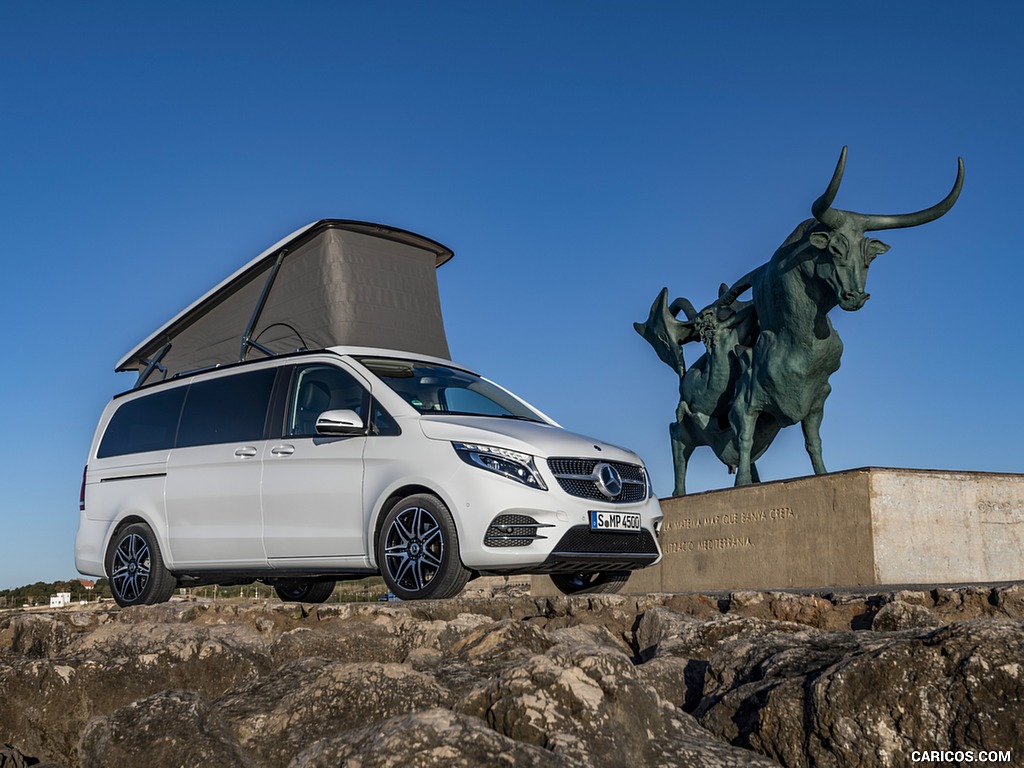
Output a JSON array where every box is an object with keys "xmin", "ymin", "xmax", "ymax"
[{"xmin": 532, "ymin": 468, "xmax": 1024, "ymax": 595}]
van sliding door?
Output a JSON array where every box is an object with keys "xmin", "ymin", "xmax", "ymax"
[{"xmin": 165, "ymin": 368, "xmax": 276, "ymax": 568}]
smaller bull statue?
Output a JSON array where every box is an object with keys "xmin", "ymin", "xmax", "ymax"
[
  {"xmin": 637, "ymin": 147, "xmax": 964, "ymax": 495},
  {"xmin": 635, "ymin": 283, "xmax": 774, "ymax": 495}
]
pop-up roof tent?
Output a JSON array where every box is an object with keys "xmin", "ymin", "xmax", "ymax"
[{"xmin": 117, "ymin": 219, "xmax": 454, "ymax": 388}]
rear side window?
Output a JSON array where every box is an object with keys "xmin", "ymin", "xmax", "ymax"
[
  {"xmin": 97, "ymin": 387, "xmax": 187, "ymax": 458},
  {"xmin": 176, "ymin": 368, "xmax": 277, "ymax": 447}
]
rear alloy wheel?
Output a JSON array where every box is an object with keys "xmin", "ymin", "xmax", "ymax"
[
  {"xmin": 377, "ymin": 493, "xmax": 470, "ymax": 600},
  {"xmin": 106, "ymin": 523, "xmax": 177, "ymax": 607},
  {"xmin": 550, "ymin": 571, "xmax": 631, "ymax": 596},
  {"xmin": 273, "ymin": 580, "xmax": 337, "ymax": 604}
]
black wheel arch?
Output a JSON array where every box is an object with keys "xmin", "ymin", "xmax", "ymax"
[{"xmin": 107, "ymin": 514, "xmax": 173, "ymax": 568}]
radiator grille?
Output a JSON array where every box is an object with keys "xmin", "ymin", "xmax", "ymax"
[{"xmin": 546, "ymin": 457, "xmax": 647, "ymax": 503}]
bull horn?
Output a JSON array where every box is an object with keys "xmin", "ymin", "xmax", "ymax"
[
  {"xmin": 670, "ymin": 296, "xmax": 699, "ymax": 322},
  {"xmin": 811, "ymin": 146, "xmax": 848, "ymax": 229},
  {"xmin": 854, "ymin": 156, "xmax": 965, "ymax": 231}
]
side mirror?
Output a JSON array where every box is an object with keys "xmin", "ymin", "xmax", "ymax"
[{"xmin": 315, "ymin": 409, "xmax": 365, "ymax": 436}]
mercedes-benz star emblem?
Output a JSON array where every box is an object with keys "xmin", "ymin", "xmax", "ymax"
[{"xmin": 593, "ymin": 463, "xmax": 623, "ymax": 499}]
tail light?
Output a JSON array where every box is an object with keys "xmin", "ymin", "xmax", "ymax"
[{"xmin": 79, "ymin": 465, "xmax": 87, "ymax": 512}]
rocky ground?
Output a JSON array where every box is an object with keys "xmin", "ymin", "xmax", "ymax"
[{"xmin": 1, "ymin": 584, "xmax": 1022, "ymax": 767}]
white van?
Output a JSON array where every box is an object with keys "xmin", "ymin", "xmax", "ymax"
[
  {"xmin": 76, "ymin": 347, "xmax": 663, "ymax": 605},
  {"xmin": 75, "ymin": 220, "xmax": 662, "ymax": 605}
]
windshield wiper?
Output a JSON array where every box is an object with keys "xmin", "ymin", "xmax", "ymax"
[
  {"xmin": 432, "ymin": 410, "xmax": 542, "ymax": 423},
  {"xmin": 491, "ymin": 413, "xmax": 542, "ymax": 422}
]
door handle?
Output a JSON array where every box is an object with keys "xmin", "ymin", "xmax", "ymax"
[
  {"xmin": 270, "ymin": 444, "xmax": 295, "ymax": 456},
  {"xmin": 234, "ymin": 446, "xmax": 258, "ymax": 458}
]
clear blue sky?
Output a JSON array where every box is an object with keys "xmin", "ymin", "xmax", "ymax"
[{"xmin": 1, "ymin": 2, "xmax": 1020, "ymax": 589}]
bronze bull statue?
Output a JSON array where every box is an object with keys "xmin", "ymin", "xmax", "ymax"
[{"xmin": 636, "ymin": 147, "xmax": 964, "ymax": 495}]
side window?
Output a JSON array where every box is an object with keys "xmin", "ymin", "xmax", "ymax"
[
  {"xmin": 288, "ymin": 365, "xmax": 369, "ymax": 437},
  {"xmin": 371, "ymin": 399, "xmax": 401, "ymax": 437},
  {"xmin": 176, "ymin": 368, "xmax": 276, "ymax": 447},
  {"xmin": 97, "ymin": 387, "xmax": 187, "ymax": 458}
]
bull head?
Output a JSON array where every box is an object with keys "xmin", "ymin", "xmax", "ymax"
[{"xmin": 809, "ymin": 146, "xmax": 964, "ymax": 311}]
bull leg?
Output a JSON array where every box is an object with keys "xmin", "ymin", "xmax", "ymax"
[
  {"xmin": 728, "ymin": 346, "xmax": 758, "ymax": 486},
  {"xmin": 730, "ymin": 405, "xmax": 757, "ymax": 486},
  {"xmin": 669, "ymin": 420, "xmax": 694, "ymax": 496},
  {"xmin": 749, "ymin": 461, "xmax": 761, "ymax": 483},
  {"xmin": 801, "ymin": 384, "xmax": 830, "ymax": 475}
]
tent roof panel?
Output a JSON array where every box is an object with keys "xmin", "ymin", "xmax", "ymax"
[{"xmin": 116, "ymin": 219, "xmax": 454, "ymax": 379}]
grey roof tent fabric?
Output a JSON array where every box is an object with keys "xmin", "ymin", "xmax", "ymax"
[{"xmin": 117, "ymin": 220, "xmax": 454, "ymax": 381}]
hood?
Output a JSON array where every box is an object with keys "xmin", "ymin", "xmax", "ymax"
[{"xmin": 418, "ymin": 415, "xmax": 643, "ymax": 464}]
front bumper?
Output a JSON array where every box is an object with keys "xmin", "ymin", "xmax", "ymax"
[{"xmin": 448, "ymin": 464, "xmax": 664, "ymax": 573}]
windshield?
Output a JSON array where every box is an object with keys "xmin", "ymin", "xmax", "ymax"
[{"xmin": 356, "ymin": 357, "xmax": 545, "ymax": 422}]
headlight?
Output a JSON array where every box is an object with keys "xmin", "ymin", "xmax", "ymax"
[{"xmin": 452, "ymin": 442, "xmax": 548, "ymax": 490}]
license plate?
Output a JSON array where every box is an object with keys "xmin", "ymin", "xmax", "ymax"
[{"xmin": 589, "ymin": 511, "xmax": 642, "ymax": 533}]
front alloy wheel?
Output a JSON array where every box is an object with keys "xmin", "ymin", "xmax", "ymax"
[{"xmin": 377, "ymin": 494, "xmax": 470, "ymax": 600}]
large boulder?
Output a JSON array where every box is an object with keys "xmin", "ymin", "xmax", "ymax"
[
  {"xmin": 696, "ymin": 619, "xmax": 1024, "ymax": 767},
  {"xmin": 216, "ymin": 660, "xmax": 452, "ymax": 767},
  {"xmin": 461, "ymin": 638, "xmax": 779, "ymax": 767},
  {"xmin": 290, "ymin": 709, "xmax": 562, "ymax": 768},
  {"xmin": 78, "ymin": 690, "xmax": 252, "ymax": 768},
  {"xmin": 635, "ymin": 605, "xmax": 811, "ymax": 713}
]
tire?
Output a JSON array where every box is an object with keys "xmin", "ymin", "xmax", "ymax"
[
  {"xmin": 105, "ymin": 522, "xmax": 177, "ymax": 607},
  {"xmin": 273, "ymin": 580, "xmax": 336, "ymax": 603},
  {"xmin": 376, "ymin": 493, "xmax": 470, "ymax": 600},
  {"xmin": 549, "ymin": 571, "xmax": 631, "ymax": 596}
]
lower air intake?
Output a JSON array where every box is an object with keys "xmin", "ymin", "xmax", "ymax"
[{"xmin": 484, "ymin": 514, "xmax": 549, "ymax": 548}]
